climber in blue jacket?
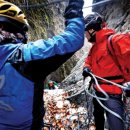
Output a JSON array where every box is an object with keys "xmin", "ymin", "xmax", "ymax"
[{"xmin": 0, "ymin": 0, "xmax": 84, "ymax": 130}]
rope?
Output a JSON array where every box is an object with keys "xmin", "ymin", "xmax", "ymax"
[
  {"xmin": 63, "ymin": 72, "xmax": 130, "ymax": 129},
  {"xmin": 19, "ymin": 0, "xmax": 67, "ymax": 9},
  {"xmin": 92, "ymin": 73, "xmax": 126, "ymax": 89},
  {"xmin": 84, "ymin": 73, "xmax": 126, "ymax": 122},
  {"xmin": 66, "ymin": 72, "xmax": 127, "ymax": 122},
  {"xmin": 19, "ymin": 0, "xmax": 114, "ymax": 10},
  {"xmin": 83, "ymin": 0, "xmax": 113, "ymax": 9},
  {"xmin": 84, "ymin": 73, "xmax": 109, "ymax": 101}
]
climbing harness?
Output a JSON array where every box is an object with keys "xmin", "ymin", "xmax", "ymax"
[{"xmin": 84, "ymin": 72, "xmax": 130, "ymax": 123}]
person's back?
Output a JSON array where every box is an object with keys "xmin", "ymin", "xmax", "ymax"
[{"xmin": 0, "ymin": 0, "xmax": 85, "ymax": 130}]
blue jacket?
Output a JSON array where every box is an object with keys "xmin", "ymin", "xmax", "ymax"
[{"xmin": 0, "ymin": 18, "xmax": 84, "ymax": 130}]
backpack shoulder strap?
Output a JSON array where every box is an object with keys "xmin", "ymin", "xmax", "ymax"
[
  {"xmin": 107, "ymin": 35, "xmax": 122, "ymax": 71},
  {"xmin": 107, "ymin": 35, "xmax": 115, "ymax": 56}
]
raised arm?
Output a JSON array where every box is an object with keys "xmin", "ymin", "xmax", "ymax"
[{"xmin": 23, "ymin": 0, "xmax": 85, "ymax": 61}]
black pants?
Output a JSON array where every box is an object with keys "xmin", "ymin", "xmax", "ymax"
[{"xmin": 93, "ymin": 91, "xmax": 125, "ymax": 130}]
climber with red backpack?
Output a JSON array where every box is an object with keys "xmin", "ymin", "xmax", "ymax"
[{"xmin": 82, "ymin": 12, "xmax": 129, "ymax": 130}]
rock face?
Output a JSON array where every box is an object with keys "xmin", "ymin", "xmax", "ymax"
[
  {"xmin": 93, "ymin": 0, "xmax": 130, "ymax": 33},
  {"xmin": 10, "ymin": 0, "xmax": 67, "ymax": 40}
]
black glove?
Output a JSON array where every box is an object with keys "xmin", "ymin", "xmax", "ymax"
[
  {"xmin": 82, "ymin": 67, "xmax": 92, "ymax": 77},
  {"xmin": 124, "ymin": 83, "xmax": 130, "ymax": 97},
  {"xmin": 64, "ymin": 0, "xmax": 84, "ymax": 19}
]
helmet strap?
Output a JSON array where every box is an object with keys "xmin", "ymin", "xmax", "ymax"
[{"xmin": 88, "ymin": 30, "xmax": 96, "ymax": 43}]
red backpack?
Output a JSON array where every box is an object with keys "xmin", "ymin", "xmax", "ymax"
[{"xmin": 107, "ymin": 33, "xmax": 130, "ymax": 82}]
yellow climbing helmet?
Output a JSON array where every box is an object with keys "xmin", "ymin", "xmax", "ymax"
[{"xmin": 0, "ymin": 0, "xmax": 29, "ymax": 32}]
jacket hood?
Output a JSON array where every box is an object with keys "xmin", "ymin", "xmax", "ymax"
[{"xmin": 95, "ymin": 28, "xmax": 115, "ymax": 43}]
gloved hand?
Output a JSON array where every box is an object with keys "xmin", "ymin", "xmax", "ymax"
[
  {"xmin": 124, "ymin": 83, "xmax": 130, "ymax": 97},
  {"xmin": 82, "ymin": 67, "xmax": 92, "ymax": 77},
  {"xmin": 64, "ymin": 0, "xmax": 84, "ymax": 19}
]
